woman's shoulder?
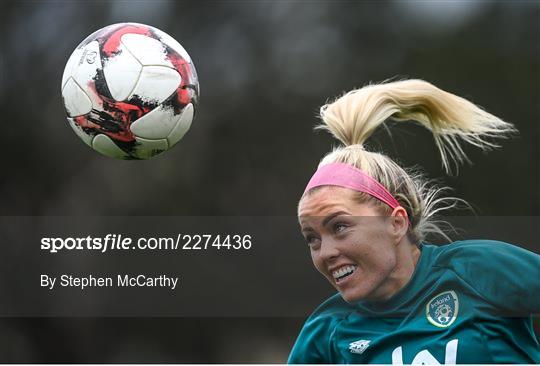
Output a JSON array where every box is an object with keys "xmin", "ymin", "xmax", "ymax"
[
  {"xmin": 426, "ymin": 239, "xmax": 539, "ymax": 312},
  {"xmin": 427, "ymin": 239, "xmax": 535, "ymax": 267},
  {"xmin": 428, "ymin": 239, "xmax": 539, "ymax": 280}
]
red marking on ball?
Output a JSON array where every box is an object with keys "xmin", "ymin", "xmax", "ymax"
[
  {"xmin": 166, "ymin": 52, "xmax": 195, "ymax": 107},
  {"xmin": 102, "ymin": 24, "xmax": 151, "ymax": 57}
]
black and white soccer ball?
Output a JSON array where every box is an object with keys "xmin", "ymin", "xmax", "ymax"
[{"xmin": 61, "ymin": 23, "xmax": 199, "ymax": 159}]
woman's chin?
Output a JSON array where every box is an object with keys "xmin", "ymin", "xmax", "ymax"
[{"xmin": 338, "ymin": 288, "xmax": 366, "ymax": 303}]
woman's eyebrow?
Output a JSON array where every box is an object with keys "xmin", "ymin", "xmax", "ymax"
[
  {"xmin": 322, "ymin": 211, "xmax": 349, "ymax": 227},
  {"xmin": 300, "ymin": 210, "xmax": 349, "ymax": 232}
]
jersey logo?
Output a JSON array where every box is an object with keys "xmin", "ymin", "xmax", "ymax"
[
  {"xmin": 426, "ymin": 290, "xmax": 459, "ymax": 327},
  {"xmin": 392, "ymin": 339, "xmax": 458, "ymax": 365},
  {"xmin": 349, "ymin": 339, "xmax": 371, "ymax": 354}
]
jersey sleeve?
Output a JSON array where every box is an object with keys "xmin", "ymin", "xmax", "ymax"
[
  {"xmin": 288, "ymin": 294, "xmax": 349, "ymax": 364},
  {"xmin": 287, "ymin": 314, "xmax": 333, "ymax": 364},
  {"xmin": 443, "ymin": 240, "xmax": 540, "ymax": 315}
]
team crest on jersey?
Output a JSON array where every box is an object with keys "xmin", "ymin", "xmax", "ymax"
[
  {"xmin": 426, "ymin": 290, "xmax": 459, "ymax": 328},
  {"xmin": 349, "ymin": 339, "xmax": 371, "ymax": 354}
]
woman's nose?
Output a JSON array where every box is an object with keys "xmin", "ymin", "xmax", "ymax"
[{"xmin": 318, "ymin": 239, "xmax": 340, "ymax": 262}]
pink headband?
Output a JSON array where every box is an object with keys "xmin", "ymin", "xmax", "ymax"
[{"xmin": 304, "ymin": 162, "xmax": 405, "ymax": 214}]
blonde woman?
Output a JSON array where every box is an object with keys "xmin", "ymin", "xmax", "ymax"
[{"xmin": 289, "ymin": 80, "xmax": 540, "ymax": 364}]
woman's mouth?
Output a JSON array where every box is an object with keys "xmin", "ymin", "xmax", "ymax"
[{"xmin": 331, "ymin": 265, "xmax": 358, "ymax": 284}]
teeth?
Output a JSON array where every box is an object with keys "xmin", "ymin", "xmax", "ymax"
[{"xmin": 332, "ymin": 265, "xmax": 357, "ymax": 280}]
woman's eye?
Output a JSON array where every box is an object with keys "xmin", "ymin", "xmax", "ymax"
[
  {"xmin": 334, "ymin": 223, "xmax": 348, "ymax": 233},
  {"xmin": 305, "ymin": 235, "xmax": 320, "ymax": 248}
]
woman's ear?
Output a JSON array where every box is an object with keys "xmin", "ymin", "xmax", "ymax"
[{"xmin": 389, "ymin": 206, "xmax": 409, "ymax": 243}]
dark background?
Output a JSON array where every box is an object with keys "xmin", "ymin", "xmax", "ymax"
[{"xmin": 0, "ymin": 0, "xmax": 538, "ymax": 363}]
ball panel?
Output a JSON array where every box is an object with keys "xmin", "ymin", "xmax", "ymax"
[
  {"xmin": 67, "ymin": 117, "xmax": 93, "ymax": 147},
  {"xmin": 68, "ymin": 40, "xmax": 109, "ymax": 110},
  {"xmin": 129, "ymin": 66, "xmax": 181, "ymax": 103},
  {"xmin": 61, "ymin": 47, "xmax": 84, "ymax": 89},
  {"xmin": 152, "ymin": 28, "xmax": 192, "ymax": 63},
  {"xmin": 71, "ymin": 41, "xmax": 103, "ymax": 94},
  {"xmin": 167, "ymin": 102, "xmax": 193, "ymax": 146},
  {"xmin": 102, "ymin": 43, "xmax": 143, "ymax": 101},
  {"xmin": 130, "ymin": 104, "xmax": 180, "ymax": 139},
  {"xmin": 62, "ymin": 78, "xmax": 93, "ymax": 117},
  {"xmin": 92, "ymin": 134, "xmax": 130, "ymax": 159},
  {"xmin": 101, "ymin": 24, "xmax": 152, "ymax": 58},
  {"xmin": 121, "ymin": 33, "xmax": 173, "ymax": 67},
  {"xmin": 133, "ymin": 137, "xmax": 169, "ymax": 159}
]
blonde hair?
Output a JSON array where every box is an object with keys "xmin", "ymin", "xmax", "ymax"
[{"xmin": 309, "ymin": 79, "xmax": 516, "ymax": 243}]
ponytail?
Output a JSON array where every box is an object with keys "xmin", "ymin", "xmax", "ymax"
[
  {"xmin": 311, "ymin": 79, "xmax": 516, "ymax": 243},
  {"xmin": 317, "ymin": 79, "xmax": 515, "ymax": 172}
]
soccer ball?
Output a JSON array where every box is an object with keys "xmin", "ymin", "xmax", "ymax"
[{"xmin": 61, "ymin": 23, "xmax": 199, "ymax": 159}]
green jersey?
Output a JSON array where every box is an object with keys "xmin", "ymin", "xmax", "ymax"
[{"xmin": 288, "ymin": 240, "xmax": 540, "ymax": 364}]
